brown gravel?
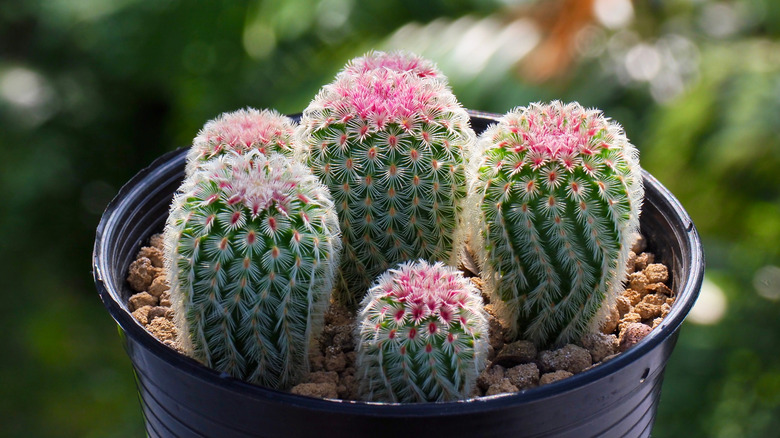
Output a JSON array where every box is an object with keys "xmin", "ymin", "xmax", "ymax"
[
  {"xmin": 539, "ymin": 370, "xmax": 574, "ymax": 385},
  {"xmin": 128, "ymin": 232, "xmax": 677, "ymax": 401}
]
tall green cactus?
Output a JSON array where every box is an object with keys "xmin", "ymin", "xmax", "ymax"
[
  {"xmin": 470, "ymin": 101, "xmax": 643, "ymax": 348},
  {"xmin": 164, "ymin": 151, "xmax": 341, "ymax": 389},
  {"xmin": 298, "ymin": 51, "xmax": 475, "ymax": 307},
  {"xmin": 185, "ymin": 107, "xmax": 296, "ymax": 177},
  {"xmin": 355, "ymin": 260, "xmax": 488, "ymax": 402}
]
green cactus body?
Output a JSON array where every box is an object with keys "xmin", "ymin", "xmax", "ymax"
[
  {"xmin": 164, "ymin": 151, "xmax": 341, "ymax": 389},
  {"xmin": 185, "ymin": 107, "xmax": 297, "ymax": 177},
  {"xmin": 298, "ymin": 53, "xmax": 475, "ymax": 307},
  {"xmin": 355, "ymin": 260, "xmax": 488, "ymax": 402},
  {"xmin": 470, "ymin": 101, "xmax": 643, "ymax": 348}
]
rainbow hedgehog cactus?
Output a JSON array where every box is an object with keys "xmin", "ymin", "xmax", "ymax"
[
  {"xmin": 298, "ymin": 51, "xmax": 475, "ymax": 307},
  {"xmin": 470, "ymin": 101, "xmax": 643, "ymax": 348},
  {"xmin": 355, "ymin": 260, "xmax": 488, "ymax": 402},
  {"xmin": 185, "ymin": 107, "xmax": 297, "ymax": 176},
  {"xmin": 163, "ymin": 150, "xmax": 341, "ymax": 389}
]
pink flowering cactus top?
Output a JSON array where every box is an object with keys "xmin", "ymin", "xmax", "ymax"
[
  {"xmin": 341, "ymin": 50, "xmax": 444, "ymax": 81},
  {"xmin": 185, "ymin": 108, "xmax": 297, "ymax": 177}
]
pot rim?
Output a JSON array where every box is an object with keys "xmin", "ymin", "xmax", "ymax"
[{"xmin": 93, "ymin": 112, "xmax": 704, "ymax": 416}]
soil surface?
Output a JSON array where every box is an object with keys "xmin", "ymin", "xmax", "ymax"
[{"xmin": 126, "ymin": 232, "xmax": 675, "ymax": 400}]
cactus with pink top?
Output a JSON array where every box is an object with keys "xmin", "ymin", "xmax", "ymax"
[
  {"xmin": 185, "ymin": 107, "xmax": 297, "ymax": 176},
  {"xmin": 298, "ymin": 51, "xmax": 475, "ymax": 307},
  {"xmin": 355, "ymin": 260, "xmax": 488, "ymax": 402},
  {"xmin": 470, "ymin": 101, "xmax": 643, "ymax": 348},
  {"xmin": 164, "ymin": 151, "xmax": 341, "ymax": 389}
]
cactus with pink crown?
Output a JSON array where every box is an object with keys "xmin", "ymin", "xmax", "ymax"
[
  {"xmin": 470, "ymin": 101, "xmax": 643, "ymax": 348},
  {"xmin": 298, "ymin": 51, "xmax": 475, "ymax": 307},
  {"xmin": 164, "ymin": 150, "xmax": 341, "ymax": 389},
  {"xmin": 185, "ymin": 107, "xmax": 297, "ymax": 177},
  {"xmin": 355, "ymin": 260, "xmax": 488, "ymax": 402}
]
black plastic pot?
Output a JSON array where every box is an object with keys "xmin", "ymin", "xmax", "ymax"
[{"xmin": 93, "ymin": 112, "xmax": 704, "ymax": 438}]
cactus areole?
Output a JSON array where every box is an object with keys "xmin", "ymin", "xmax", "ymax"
[
  {"xmin": 356, "ymin": 260, "xmax": 488, "ymax": 402},
  {"xmin": 471, "ymin": 101, "xmax": 643, "ymax": 348},
  {"xmin": 299, "ymin": 53, "xmax": 475, "ymax": 307},
  {"xmin": 164, "ymin": 151, "xmax": 341, "ymax": 389}
]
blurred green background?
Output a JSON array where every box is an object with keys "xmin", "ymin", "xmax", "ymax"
[{"xmin": 1, "ymin": 0, "xmax": 778, "ymax": 436}]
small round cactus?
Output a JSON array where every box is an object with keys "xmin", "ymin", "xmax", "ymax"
[
  {"xmin": 469, "ymin": 101, "xmax": 643, "ymax": 348},
  {"xmin": 299, "ymin": 52, "xmax": 475, "ymax": 307},
  {"xmin": 164, "ymin": 150, "xmax": 341, "ymax": 389},
  {"xmin": 355, "ymin": 260, "xmax": 488, "ymax": 403},
  {"xmin": 185, "ymin": 107, "xmax": 297, "ymax": 177}
]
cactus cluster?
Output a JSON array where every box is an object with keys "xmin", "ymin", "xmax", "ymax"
[
  {"xmin": 355, "ymin": 260, "xmax": 488, "ymax": 402},
  {"xmin": 155, "ymin": 50, "xmax": 645, "ymax": 401},
  {"xmin": 164, "ymin": 151, "xmax": 341, "ymax": 389},
  {"xmin": 469, "ymin": 101, "xmax": 643, "ymax": 348},
  {"xmin": 299, "ymin": 54, "xmax": 475, "ymax": 307},
  {"xmin": 185, "ymin": 107, "xmax": 296, "ymax": 177}
]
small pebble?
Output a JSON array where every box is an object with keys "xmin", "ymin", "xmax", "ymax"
[
  {"xmin": 307, "ymin": 371, "xmax": 339, "ymax": 385},
  {"xmin": 616, "ymin": 295, "xmax": 632, "ymax": 317},
  {"xmin": 539, "ymin": 370, "xmax": 573, "ymax": 386},
  {"xmin": 290, "ymin": 382, "xmax": 338, "ymax": 399},
  {"xmin": 506, "ymin": 363, "xmax": 540, "ymax": 390},
  {"xmin": 148, "ymin": 306, "xmax": 174, "ymax": 321},
  {"xmin": 621, "ymin": 289, "xmax": 643, "ymax": 306},
  {"xmin": 618, "ymin": 323, "xmax": 652, "ymax": 352},
  {"xmin": 646, "ymin": 283, "xmax": 673, "ymax": 297},
  {"xmin": 477, "ymin": 365, "xmax": 506, "ymax": 391},
  {"xmin": 600, "ymin": 305, "xmax": 620, "ymax": 335},
  {"xmin": 629, "ymin": 272, "xmax": 649, "ymax": 293},
  {"xmin": 131, "ymin": 305, "xmax": 153, "ymax": 325},
  {"xmin": 580, "ymin": 332, "xmax": 617, "ymax": 363},
  {"xmin": 338, "ymin": 374, "xmax": 359, "ymax": 399},
  {"xmin": 618, "ymin": 312, "xmax": 642, "ymax": 334},
  {"xmin": 492, "ymin": 340, "xmax": 537, "ymax": 367},
  {"xmin": 538, "ymin": 344, "xmax": 592, "ymax": 374},
  {"xmin": 324, "ymin": 346, "xmax": 347, "ymax": 373},
  {"xmin": 127, "ymin": 257, "xmax": 159, "ymax": 292},
  {"xmin": 138, "ymin": 246, "xmax": 164, "ymax": 268},
  {"xmin": 634, "ymin": 252, "xmax": 654, "ymax": 270},
  {"xmin": 148, "ymin": 276, "xmax": 169, "ymax": 298},
  {"xmin": 128, "ymin": 292, "xmax": 158, "ymax": 311},
  {"xmin": 644, "ymin": 264, "xmax": 669, "ymax": 284},
  {"xmin": 486, "ymin": 379, "xmax": 518, "ymax": 396},
  {"xmin": 146, "ymin": 317, "xmax": 177, "ymax": 343},
  {"xmin": 148, "ymin": 233, "xmax": 165, "ymax": 250},
  {"xmin": 159, "ymin": 290, "xmax": 172, "ymax": 307}
]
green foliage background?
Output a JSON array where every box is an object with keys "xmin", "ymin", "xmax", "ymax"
[{"xmin": 0, "ymin": 0, "xmax": 778, "ymax": 436}]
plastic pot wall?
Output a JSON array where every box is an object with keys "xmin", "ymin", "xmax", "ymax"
[{"xmin": 93, "ymin": 113, "xmax": 704, "ymax": 438}]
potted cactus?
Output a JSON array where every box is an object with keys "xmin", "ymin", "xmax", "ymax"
[
  {"xmin": 470, "ymin": 101, "xmax": 643, "ymax": 349},
  {"xmin": 93, "ymin": 51, "xmax": 703, "ymax": 437}
]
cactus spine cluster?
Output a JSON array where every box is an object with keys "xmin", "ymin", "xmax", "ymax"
[
  {"xmin": 470, "ymin": 101, "xmax": 643, "ymax": 348},
  {"xmin": 298, "ymin": 51, "xmax": 475, "ymax": 307},
  {"xmin": 185, "ymin": 107, "xmax": 297, "ymax": 177},
  {"xmin": 355, "ymin": 260, "xmax": 488, "ymax": 402},
  {"xmin": 164, "ymin": 151, "xmax": 341, "ymax": 389}
]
